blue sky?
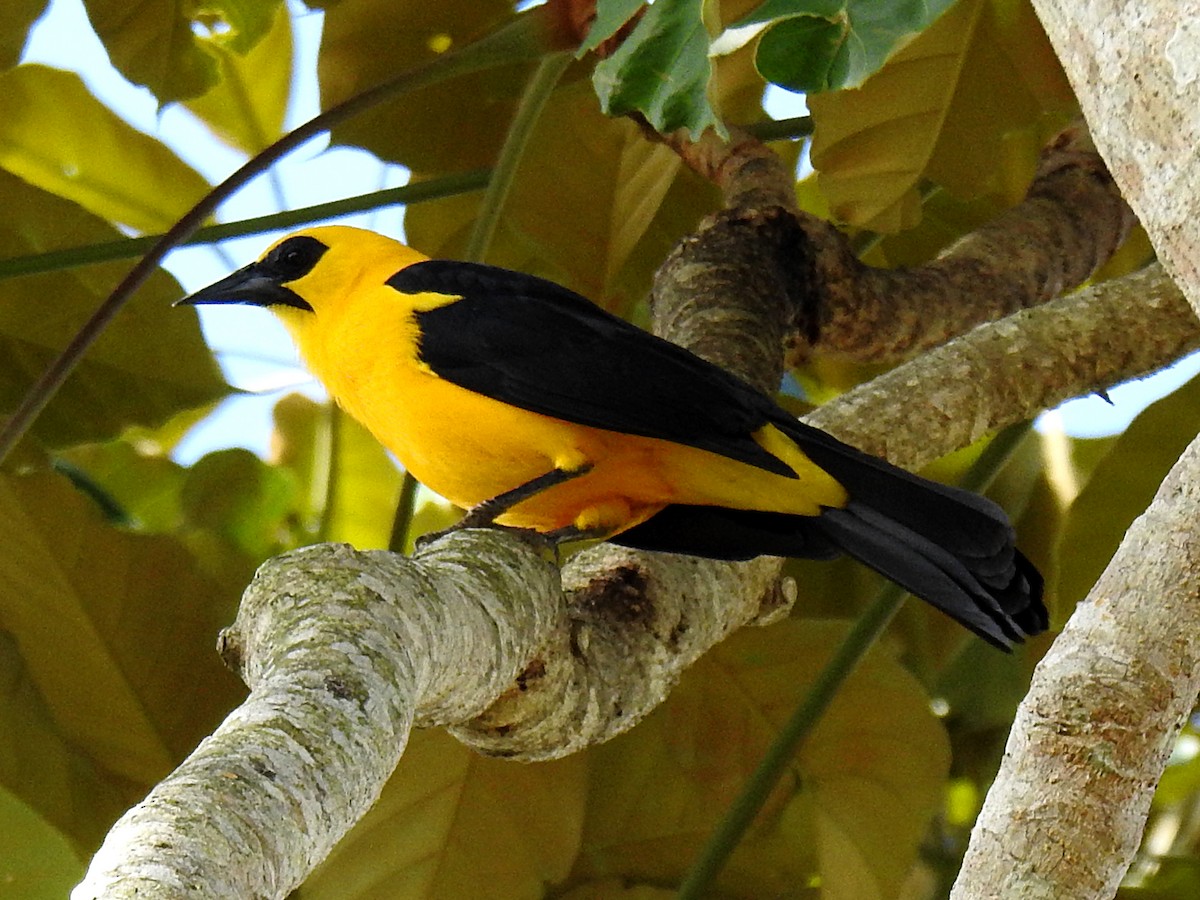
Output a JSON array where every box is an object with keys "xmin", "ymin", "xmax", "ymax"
[{"xmin": 20, "ymin": 0, "xmax": 1200, "ymax": 463}]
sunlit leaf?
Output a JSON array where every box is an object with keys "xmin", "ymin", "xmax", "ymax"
[
  {"xmin": 271, "ymin": 395, "xmax": 404, "ymax": 550},
  {"xmin": 0, "ymin": 0, "xmax": 48, "ymax": 70},
  {"xmin": 740, "ymin": 0, "xmax": 956, "ymax": 93},
  {"xmin": 186, "ymin": 2, "xmax": 293, "ymax": 153},
  {"xmin": 0, "ymin": 171, "xmax": 230, "ymax": 450},
  {"xmin": 592, "ymin": 0, "xmax": 722, "ymax": 138},
  {"xmin": 809, "ymin": 0, "xmax": 1075, "ymax": 230},
  {"xmin": 0, "ymin": 470, "xmax": 244, "ymax": 819},
  {"xmin": 406, "ymin": 78, "xmax": 715, "ymax": 315},
  {"xmin": 303, "ymin": 729, "xmax": 586, "ymax": 898},
  {"xmin": 319, "ymin": 0, "xmax": 528, "ymax": 170},
  {"xmin": 81, "ymin": 0, "xmax": 219, "ymax": 102},
  {"xmin": 195, "ymin": 0, "xmax": 282, "ymax": 54},
  {"xmin": 0, "ymin": 65, "xmax": 211, "ymax": 232},
  {"xmin": 1055, "ymin": 373, "xmax": 1200, "ymax": 609},
  {"xmin": 578, "ymin": 620, "xmax": 948, "ymax": 896},
  {"xmin": 0, "ymin": 780, "xmax": 84, "ymax": 894}
]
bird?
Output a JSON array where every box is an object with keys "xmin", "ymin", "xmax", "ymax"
[{"xmin": 178, "ymin": 225, "xmax": 1047, "ymax": 649}]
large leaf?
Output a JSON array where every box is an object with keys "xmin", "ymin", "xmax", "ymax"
[
  {"xmin": 185, "ymin": 2, "xmax": 293, "ymax": 154},
  {"xmin": 808, "ymin": 0, "xmax": 1075, "ymax": 231},
  {"xmin": 0, "ymin": 0, "xmax": 48, "ymax": 71},
  {"xmin": 0, "ymin": 470, "xmax": 245, "ymax": 847},
  {"xmin": 303, "ymin": 728, "xmax": 586, "ymax": 898},
  {"xmin": 272, "ymin": 394, "xmax": 404, "ymax": 550},
  {"xmin": 592, "ymin": 0, "xmax": 723, "ymax": 138},
  {"xmin": 740, "ymin": 0, "xmax": 956, "ymax": 93},
  {"xmin": 0, "ymin": 781, "xmax": 84, "ymax": 894},
  {"xmin": 319, "ymin": 0, "xmax": 529, "ymax": 170},
  {"xmin": 0, "ymin": 65, "xmax": 211, "ymax": 232},
  {"xmin": 81, "ymin": 0, "xmax": 282, "ymax": 103},
  {"xmin": 406, "ymin": 77, "xmax": 717, "ymax": 315},
  {"xmin": 0, "ymin": 170, "xmax": 230, "ymax": 450},
  {"xmin": 576, "ymin": 620, "xmax": 949, "ymax": 896}
]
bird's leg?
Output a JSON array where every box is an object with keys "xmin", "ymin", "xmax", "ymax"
[
  {"xmin": 414, "ymin": 463, "xmax": 595, "ymax": 550},
  {"xmin": 457, "ymin": 462, "xmax": 595, "ymax": 529}
]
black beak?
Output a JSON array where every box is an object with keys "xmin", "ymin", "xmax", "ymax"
[{"xmin": 174, "ymin": 263, "xmax": 313, "ymax": 311}]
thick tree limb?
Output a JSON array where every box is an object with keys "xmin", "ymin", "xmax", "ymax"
[
  {"xmin": 661, "ymin": 121, "xmax": 1134, "ymax": 366},
  {"xmin": 1029, "ymin": 1, "xmax": 1200, "ymax": 314},
  {"xmin": 951, "ymin": 433, "xmax": 1200, "ymax": 899},
  {"xmin": 950, "ymin": 2, "xmax": 1200, "ymax": 896}
]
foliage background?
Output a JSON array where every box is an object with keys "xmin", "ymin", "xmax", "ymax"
[{"xmin": 0, "ymin": 0, "xmax": 1197, "ymax": 897}]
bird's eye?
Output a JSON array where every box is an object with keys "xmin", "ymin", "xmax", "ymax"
[{"xmin": 265, "ymin": 235, "xmax": 328, "ymax": 281}]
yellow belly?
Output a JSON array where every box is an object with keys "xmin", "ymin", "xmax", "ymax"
[{"xmin": 338, "ymin": 356, "xmax": 848, "ymax": 535}]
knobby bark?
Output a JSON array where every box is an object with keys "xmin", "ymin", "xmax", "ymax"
[{"xmin": 951, "ymin": 2, "xmax": 1200, "ymax": 897}]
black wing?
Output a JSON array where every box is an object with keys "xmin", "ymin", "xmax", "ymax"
[{"xmin": 388, "ymin": 260, "xmax": 797, "ymax": 477}]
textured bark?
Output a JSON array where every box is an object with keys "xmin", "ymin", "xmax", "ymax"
[
  {"xmin": 951, "ymin": 435, "xmax": 1200, "ymax": 899},
  {"xmin": 662, "ymin": 121, "xmax": 1134, "ymax": 366},
  {"xmin": 1029, "ymin": 2, "xmax": 1200, "ymax": 314},
  {"xmin": 951, "ymin": 2, "xmax": 1200, "ymax": 897}
]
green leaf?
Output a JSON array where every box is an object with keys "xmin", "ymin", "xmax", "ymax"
[
  {"xmin": 185, "ymin": 2, "xmax": 293, "ymax": 153},
  {"xmin": 0, "ymin": 471, "xmax": 245, "ymax": 845},
  {"xmin": 0, "ymin": 0, "xmax": 48, "ymax": 71},
  {"xmin": 303, "ymin": 729, "xmax": 586, "ymax": 897},
  {"xmin": 740, "ymin": 0, "xmax": 957, "ymax": 93},
  {"xmin": 580, "ymin": 0, "xmax": 646, "ymax": 54},
  {"xmin": 1054, "ymin": 372, "xmax": 1200, "ymax": 609},
  {"xmin": 0, "ymin": 171, "xmax": 231, "ymax": 450},
  {"xmin": 0, "ymin": 65, "xmax": 212, "ymax": 232},
  {"xmin": 81, "ymin": 0, "xmax": 220, "ymax": 102},
  {"xmin": 0, "ymin": 782, "xmax": 84, "ymax": 895},
  {"xmin": 56, "ymin": 441, "xmax": 188, "ymax": 534},
  {"xmin": 592, "ymin": 0, "xmax": 723, "ymax": 138}
]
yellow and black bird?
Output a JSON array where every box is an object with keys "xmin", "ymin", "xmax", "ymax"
[{"xmin": 179, "ymin": 225, "xmax": 1046, "ymax": 649}]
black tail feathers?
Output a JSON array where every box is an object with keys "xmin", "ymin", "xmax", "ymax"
[
  {"xmin": 792, "ymin": 423, "xmax": 1047, "ymax": 648},
  {"xmin": 612, "ymin": 419, "xmax": 1048, "ymax": 650}
]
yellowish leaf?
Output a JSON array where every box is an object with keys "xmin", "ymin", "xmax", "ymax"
[
  {"xmin": 0, "ymin": 782, "xmax": 85, "ymax": 895},
  {"xmin": 0, "ymin": 65, "xmax": 211, "ymax": 232},
  {"xmin": 407, "ymin": 78, "xmax": 715, "ymax": 315},
  {"xmin": 809, "ymin": 0, "xmax": 1075, "ymax": 231},
  {"xmin": 185, "ymin": 3, "xmax": 293, "ymax": 153},
  {"xmin": 320, "ymin": 0, "xmax": 527, "ymax": 171},
  {"xmin": 578, "ymin": 620, "xmax": 948, "ymax": 897},
  {"xmin": 0, "ymin": 470, "xmax": 244, "ymax": 801},
  {"xmin": 0, "ymin": 171, "xmax": 230, "ymax": 449},
  {"xmin": 303, "ymin": 728, "xmax": 586, "ymax": 898}
]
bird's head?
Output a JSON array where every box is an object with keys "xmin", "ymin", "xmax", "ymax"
[{"xmin": 177, "ymin": 225, "xmax": 428, "ymax": 342}]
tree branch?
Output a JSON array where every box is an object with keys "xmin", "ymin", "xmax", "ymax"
[
  {"xmin": 950, "ymin": 2, "xmax": 1200, "ymax": 895},
  {"xmin": 951, "ymin": 432, "xmax": 1200, "ymax": 898}
]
